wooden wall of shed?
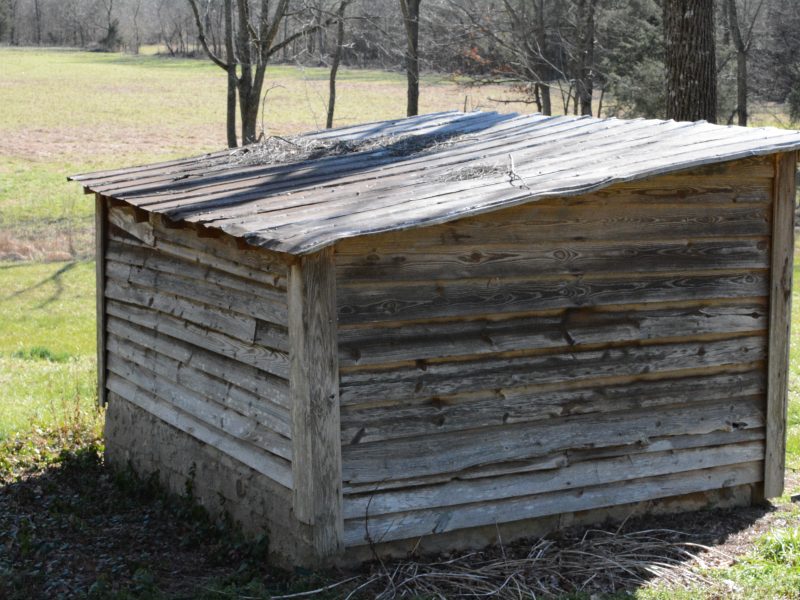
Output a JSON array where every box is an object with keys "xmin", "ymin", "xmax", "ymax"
[
  {"xmin": 101, "ymin": 206, "xmax": 293, "ymax": 491},
  {"xmin": 334, "ymin": 155, "xmax": 774, "ymax": 548}
]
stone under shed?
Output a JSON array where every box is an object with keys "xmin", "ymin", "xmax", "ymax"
[{"xmin": 72, "ymin": 111, "xmax": 800, "ymax": 567}]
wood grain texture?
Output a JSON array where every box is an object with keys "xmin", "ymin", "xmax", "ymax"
[
  {"xmin": 343, "ymin": 427, "xmax": 765, "ymax": 495},
  {"xmin": 343, "ymin": 461, "xmax": 763, "ymax": 546},
  {"xmin": 340, "ymin": 370, "xmax": 766, "ymax": 444},
  {"xmin": 344, "ymin": 441, "xmax": 765, "ymax": 519},
  {"xmin": 289, "ymin": 247, "xmax": 344, "ymax": 560},
  {"xmin": 106, "ymin": 333, "xmax": 291, "ymax": 438},
  {"xmin": 765, "ymin": 152, "xmax": 797, "ymax": 497},
  {"xmin": 105, "ymin": 299, "xmax": 289, "ymax": 379},
  {"xmin": 106, "ymin": 315, "xmax": 290, "ymax": 411},
  {"xmin": 337, "ymin": 271, "xmax": 768, "ymax": 325},
  {"xmin": 341, "ymin": 397, "xmax": 765, "ymax": 484},
  {"xmin": 335, "ymin": 195, "xmax": 772, "ymax": 257},
  {"xmin": 105, "ymin": 259, "xmax": 286, "ymax": 327},
  {"xmin": 339, "ymin": 302, "xmax": 767, "ymax": 368},
  {"xmin": 105, "ymin": 278, "xmax": 259, "ymax": 344},
  {"xmin": 339, "ymin": 335, "xmax": 766, "ymax": 405},
  {"xmin": 106, "ymin": 350, "xmax": 292, "ymax": 461},
  {"xmin": 107, "ymin": 238, "xmax": 288, "ymax": 315}
]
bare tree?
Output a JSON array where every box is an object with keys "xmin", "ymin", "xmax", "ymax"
[
  {"xmin": 189, "ymin": 0, "xmax": 339, "ymax": 146},
  {"xmin": 399, "ymin": 0, "xmax": 421, "ymax": 116},
  {"xmin": 326, "ymin": 0, "xmax": 350, "ymax": 128},
  {"xmin": 574, "ymin": 0, "xmax": 597, "ymax": 116},
  {"xmin": 664, "ymin": 0, "xmax": 717, "ymax": 122},
  {"xmin": 724, "ymin": 0, "xmax": 766, "ymax": 126}
]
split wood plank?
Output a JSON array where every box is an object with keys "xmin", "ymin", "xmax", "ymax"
[
  {"xmin": 343, "ymin": 461, "xmax": 763, "ymax": 546},
  {"xmin": 339, "ymin": 370, "xmax": 766, "ymax": 444},
  {"xmin": 105, "ymin": 278, "xmax": 258, "ymax": 344},
  {"xmin": 337, "ymin": 270, "xmax": 769, "ymax": 325},
  {"xmin": 338, "ymin": 302, "xmax": 768, "ymax": 368},
  {"xmin": 340, "ymin": 397, "xmax": 765, "ymax": 484},
  {"xmin": 106, "ymin": 332, "xmax": 291, "ymax": 438},
  {"xmin": 343, "ymin": 427, "xmax": 765, "ymax": 495},
  {"xmin": 334, "ymin": 199, "xmax": 772, "ymax": 256},
  {"xmin": 336, "ymin": 238, "xmax": 769, "ymax": 282},
  {"xmin": 106, "ymin": 315, "xmax": 290, "ymax": 411},
  {"xmin": 104, "ymin": 299, "xmax": 289, "ymax": 379},
  {"xmin": 339, "ymin": 335, "xmax": 766, "ymax": 405},
  {"xmin": 344, "ymin": 441, "xmax": 765, "ymax": 519}
]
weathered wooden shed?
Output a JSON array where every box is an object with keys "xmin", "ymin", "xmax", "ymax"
[{"xmin": 72, "ymin": 111, "xmax": 800, "ymax": 567}]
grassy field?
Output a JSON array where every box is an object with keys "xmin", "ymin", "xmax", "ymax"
[{"xmin": 2, "ymin": 47, "xmax": 800, "ymax": 598}]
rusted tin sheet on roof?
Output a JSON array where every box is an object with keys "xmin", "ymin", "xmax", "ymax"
[{"xmin": 71, "ymin": 111, "xmax": 800, "ymax": 256}]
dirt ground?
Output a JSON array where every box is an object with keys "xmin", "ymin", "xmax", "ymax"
[{"xmin": 2, "ymin": 435, "xmax": 798, "ymax": 599}]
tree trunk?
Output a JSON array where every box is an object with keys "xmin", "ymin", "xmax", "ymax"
[
  {"xmin": 327, "ymin": 2, "xmax": 347, "ymax": 129},
  {"xmin": 664, "ymin": 0, "xmax": 717, "ymax": 123},
  {"xmin": 224, "ymin": 0, "xmax": 237, "ymax": 147},
  {"xmin": 535, "ymin": 1, "xmax": 551, "ymax": 116},
  {"xmin": 33, "ymin": 0, "xmax": 42, "ymax": 45},
  {"xmin": 575, "ymin": 0, "xmax": 596, "ymax": 116},
  {"xmin": 736, "ymin": 48, "xmax": 747, "ymax": 126},
  {"xmin": 400, "ymin": 0, "xmax": 422, "ymax": 117},
  {"xmin": 540, "ymin": 83, "xmax": 552, "ymax": 115},
  {"xmin": 726, "ymin": 0, "xmax": 751, "ymax": 126}
]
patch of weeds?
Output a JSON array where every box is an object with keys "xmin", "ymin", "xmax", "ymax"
[{"xmin": 12, "ymin": 345, "xmax": 73, "ymax": 363}]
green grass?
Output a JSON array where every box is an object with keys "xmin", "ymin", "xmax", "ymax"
[{"xmin": 0, "ymin": 261, "xmax": 97, "ymax": 438}]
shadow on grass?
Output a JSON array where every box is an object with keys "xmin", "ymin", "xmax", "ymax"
[{"xmin": 1, "ymin": 260, "xmax": 83, "ymax": 308}]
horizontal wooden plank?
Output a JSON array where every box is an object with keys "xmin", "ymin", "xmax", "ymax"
[
  {"xmin": 339, "ymin": 302, "xmax": 768, "ymax": 368},
  {"xmin": 109, "ymin": 220, "xmax": 287, "ymax": 291},
  {"xmin": 149, "ymin": 213, "xmax": 289, "ymax": 279},
  {"xmin": 107, "ymin": 350, "xmax": 292, "ymax": 460},
  {"xmin": 107, "ymin": 238, "xmax": 289, "ymax": 310},
  {"xmin": 337, "ymin": 237, "xmax": 769, "ymax": 282},
  {"xmin": 344, "ymin": 441, "xmax": 764, "ymax": 519},
  {"xmin": 106, "ymin": 380, "xmax": 293, "ymax": 488},
  {"xmin": 337, "ymin": 270, "xmax": 769, "ymax": 325},
  {"xmin": 343, "ymin": 426, "xmax": 765, "ymax": 494},
  {"xmin": 107, "ymin": 315, "xmax": 290, "ymax": 410},
  {"xmin": 340, "ymin": 335, "xmax": 766, "ymax": 405},
  {"xmin": 343, "ymin": 460, "xmax": 763, "ymax": 546},
  {"xmin": 341, "ymin": 396, "xmax": 764, "ymax": 484},
  {"xmin": 107, "ymin": 332, "xmax": 290, "ymax": 438},
  {"xmin": 340, "ymin": 370, "xmax": 766, "ymax": 444},
  {"xmin": 105, "ymin": 278, "xmax": 258, "ymax": 344},
  {"xmin": 105, "ymin": 299, "xmax": 290, "ymax": 380},
  {"xmin": 106, "ymin": 259, "xmax": 287, "ymax": 328}
]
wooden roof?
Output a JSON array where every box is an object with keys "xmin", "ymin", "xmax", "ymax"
[{"xmin": 72, "ymin": 111, "xmax": 800, "ymax": 256}]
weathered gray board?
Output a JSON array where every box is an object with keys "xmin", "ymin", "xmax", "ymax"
[
  {"xmin": 102, "ymin": 207, "xmax": 293, "ymax": 489},
  {"xmin": 335, "ymin": 155, "xmax": 777, "ymax": 548}
]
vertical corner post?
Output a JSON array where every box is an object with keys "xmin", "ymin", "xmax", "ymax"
[
  {"xmin": 288, "ymin": 246, "xmax": 344, "ymax": 561},
  {"xmin": 95, "ymin": 194, "xmax": 109, "ymax": 407},
  {"xmin": 765, "ymin": 152, "xmax": 797, "ymax": 497}
]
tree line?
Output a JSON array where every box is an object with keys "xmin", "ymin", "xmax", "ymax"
[{"xmin": 2, "ymin": 0, "xmax": 799, "ymax": 145}]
